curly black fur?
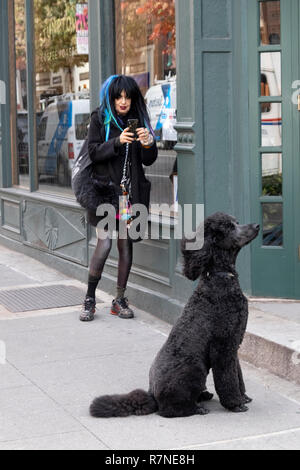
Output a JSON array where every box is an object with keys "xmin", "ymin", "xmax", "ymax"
[
  {"xmin": 90, "ymin": 389, "xmax": 158, "ymax": 417},
  {"xmin": 90, "ymin": 212, "xmax": 260, "ymax": 418},
  {"xmin": 72, "ymin": 139, "xmax": 121, "ymax": 212},
  {"xmin": 74, "ymin": 166, "xmax": 121, "ymax": 212}
]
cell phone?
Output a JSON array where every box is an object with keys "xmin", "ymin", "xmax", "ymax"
[{"xmin": 127, "ymin": 119, "xmax": 139, "ymax": 138}]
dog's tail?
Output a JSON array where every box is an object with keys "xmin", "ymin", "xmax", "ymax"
[{"xmin": 90, "ymin": 389, "xmax": 158, "ymax": 418}]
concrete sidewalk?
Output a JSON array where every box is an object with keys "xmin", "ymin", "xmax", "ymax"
[{"xmin": 0, "ymin": 245, "xmax": 300, "ymax": 450}]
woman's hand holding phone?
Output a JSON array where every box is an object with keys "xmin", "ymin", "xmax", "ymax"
[
  {"xmin": 119, "ymin": 122, "xmax": 154, "ymax": 146},
  {"xmin": 119, "ymin": 127, "xmax": 135, "ymax": 144},
  {"xmin": 136, "ymin": 127, "xmax": 154, "ymax": 147}
]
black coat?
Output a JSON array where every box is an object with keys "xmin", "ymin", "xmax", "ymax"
[{"xmin": 87, "ymin": 109, "xmax": 158, "ymax": 227}]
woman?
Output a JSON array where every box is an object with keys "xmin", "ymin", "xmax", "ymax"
[{"xmin": 80, "ymin": 75, "xmax": 157, "ymax": 322}]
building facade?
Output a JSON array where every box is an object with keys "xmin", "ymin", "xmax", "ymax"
[{"xmin": 0, "ymin": 0, "xmax": 299, "ymax": 323}]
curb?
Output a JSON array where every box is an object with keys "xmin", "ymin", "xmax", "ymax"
[{"xmin": 240, "ymin": 331, "xmax": 300, "ymax": 386}]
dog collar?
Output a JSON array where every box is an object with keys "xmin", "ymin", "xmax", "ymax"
[{"xmin": 207, "ymin": 271, "xmax": 235, "ymax": 279}]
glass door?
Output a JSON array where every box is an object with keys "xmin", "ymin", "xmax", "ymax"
[{"xmin": 249, "ymin": 0, "xmax": 299, "ymax": 298}]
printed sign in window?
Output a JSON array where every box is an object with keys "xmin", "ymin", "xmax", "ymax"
[{"xmin": 76, "ymin": 3, "xmax": 89, "ymax": 55}]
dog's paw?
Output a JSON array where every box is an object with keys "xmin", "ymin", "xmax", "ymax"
[
  {"xmin": 242, "ymin": 394, "xmax": 252, "ymax": 404},
  {"xmin": 196, "ymin": 404, "xmax": 210, "ymax": 415},
  {"xmin": 229, "ymin": 404, "xmax": 249, "ymax": 413},
  {"xmin": 198, "ymin": 390, "xmax": 214, "ymax": 402}
]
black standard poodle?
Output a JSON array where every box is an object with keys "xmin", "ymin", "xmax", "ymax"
[{"xmin": 90, "ymin": 212, "xmax": 260, "ymax": 418}]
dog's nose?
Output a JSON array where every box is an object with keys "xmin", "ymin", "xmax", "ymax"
[{"xmin": 254, "ymin": 224, "xmax": 260, "ymax": 231}]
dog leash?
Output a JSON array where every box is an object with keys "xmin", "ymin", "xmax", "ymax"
[
  {"xmin": 119, "ymin": 143, "xmax": 133, "ymax": 224},
  {"xmin": 120, "ymin": 143, "xmax": 130, "ymax": 191}
]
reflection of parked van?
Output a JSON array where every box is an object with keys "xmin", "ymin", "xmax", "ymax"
[
  {"xmin": 260, "ymin": 53, "xmax": 282, "ymax": 245},
  {"xmin": 37, "ymin": 99, "xmax": 90, "ymax": 185},
  {"xmin": 260, "ymin": 52, "xmax": 282, "ymax": 181},
  {"xmin": 145, "ymin": 78, "xmax": 177, "ymax": 149},
  {"xmin": 261, "ymin": 52, "xmax": 282, "ymax": 149}
]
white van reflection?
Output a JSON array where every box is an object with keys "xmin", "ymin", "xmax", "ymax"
[
  {"xmin": 261, "ymin": 52, "xmax": 282, "ymax": 149},
  {"xmin": 145, "ymin": 76, "xmax": 177, "ymax": 150},
  {"xmin": 37, "ymin": 96, "xmax": 90, "ymax": 186}
]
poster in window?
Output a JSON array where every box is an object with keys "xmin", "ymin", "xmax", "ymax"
[{"xmin": 76, "ymin": 4, "xmax": 89, "ymax": 55}]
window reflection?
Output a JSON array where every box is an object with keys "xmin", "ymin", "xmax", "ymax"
[
  {"xmin": 0, "ymin": 106, "xmax": 2, "ymax": 183},
  {"xmin": 260, "ymin": 52, "xmax": 281, "ymax": 97},
  {"xmin": 260, "ymin": 1, "xmax": 280, "ymax": 45},
  {"xmin": 262, "ymin": 203, "xmax": 283, "ymax": 246},
  {"xmin": 115, "ymin": 0, "xmax": 177, "ymax": 209},
  {"xmin": 262, "ymin": 153, "xmax": 282, "ymax": 196},
  {"xmin": 261, "ymin": 102, "xmax": 282, "ymax": 147},
  {"xmin": 15, "ymin": 0, "xmax": 29, "ymax": 188},
  {"xmin": 34, "ymin": 0, "xmax": 90, "ymax": 194}
]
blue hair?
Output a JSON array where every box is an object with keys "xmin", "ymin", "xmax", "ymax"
[
  {"xmin": 99, "ymin": 75, "xmax": 123, "ymax": 141},
  {"xmin": 99, "ymin": 75, "xmax": 154, "ymax": 141}
]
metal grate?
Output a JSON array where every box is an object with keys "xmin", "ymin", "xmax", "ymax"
[{"xmin": 0, "ymin": 285, "xmax": 102, "ymax": 313}]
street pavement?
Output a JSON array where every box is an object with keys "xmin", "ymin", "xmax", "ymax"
[{"xmin": 0, "ymin": 244, "xmax": 299, "ymax": 450}]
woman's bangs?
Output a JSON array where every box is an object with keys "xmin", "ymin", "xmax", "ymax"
[{"xmin": 110, "ymin": 76, "xmax": 137, "ymax": 101}]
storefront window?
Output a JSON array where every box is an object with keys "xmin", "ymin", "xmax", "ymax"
[
  {"xmin": 0, "ymin": 81, "xmax": 4, "ymax": 184},
  {"xmin": 260, "ymin": 1, "xmax": 280, "ymax": 45},
  {"xmin": 114, "ymin": 0, "xmax": 177, "ymax": 210},
  {"xmin": 261, "ymin": 102, "xmax": 282, "ymax": 147},
  {"xmin": 34, "ymin": 0, "xmax": 90, "ymax": 195},
  {"xmin": 15, "ymin": 0, "xmax": 29, "ymax": 189},
  {"xmin": 259, "ymin": 1, "xmax": 282, "ymax": 248},
  {"xmin": 262, "ymin": 203, "xmax": 283, "ymax": 246},
  {"xmin": 0, "ymin": 105, "xmax": 2, "ymax": 186},
  {"xmin": 262, "ymin": 153, "xmax": 282, "ymax": 196},
  {"xmin": 260, "ymin": 52, "xmax": 281, "ymax": 97}
]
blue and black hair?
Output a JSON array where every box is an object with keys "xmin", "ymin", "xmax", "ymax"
[{"xmin": 99, "ymin": 75, "xmax": 154, "ymax": 141}]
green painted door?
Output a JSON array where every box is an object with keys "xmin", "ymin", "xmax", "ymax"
[{"xmin": 249, "ymin": 0, "xmax": 300, "ymax": 298}]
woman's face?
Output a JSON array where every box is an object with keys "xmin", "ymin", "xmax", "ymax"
[{"xmin": 114, "ymin": 90, "xmax": 132, "ymax": 116}]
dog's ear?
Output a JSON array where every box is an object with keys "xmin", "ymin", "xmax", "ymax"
[{"xmin": 181, "ymin": 235, "xmax": 212, "ymax": 281}]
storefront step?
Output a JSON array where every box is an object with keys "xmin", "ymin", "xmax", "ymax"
[{"xmin": 240, "ymin": 304, "xmax": 300, "ymax": 386}]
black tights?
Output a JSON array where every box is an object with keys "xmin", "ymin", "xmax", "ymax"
[{"xmin": 87, "ymin": 233, "xmax": 133, "ymax": 299}]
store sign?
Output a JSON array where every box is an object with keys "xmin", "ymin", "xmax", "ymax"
[
  {"xmin": 41, "ymin": 47, "xmax": 76, "ymax": 67},
  {"xmin": 36, "ymin": 78, "xmax": 51, "ymax": 87},
  {"xmin": 52, "ymin": 76, "xmax": 62, "ymax": 85},
  {"xmin": 44, "ymin": 17, "xmax": 74, "ymax": 40},
  {"xmin": 76, "ymin": 4, "xmax": 89, "ymax": 55},
  {"xmin": 0, "ymin": 80, "xmax": 6, "ymax": 104}
]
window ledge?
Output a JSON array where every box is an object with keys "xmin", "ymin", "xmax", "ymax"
[{"xmin": 0, "ymin": 187, "xmax": 81, "ymax": 210}]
